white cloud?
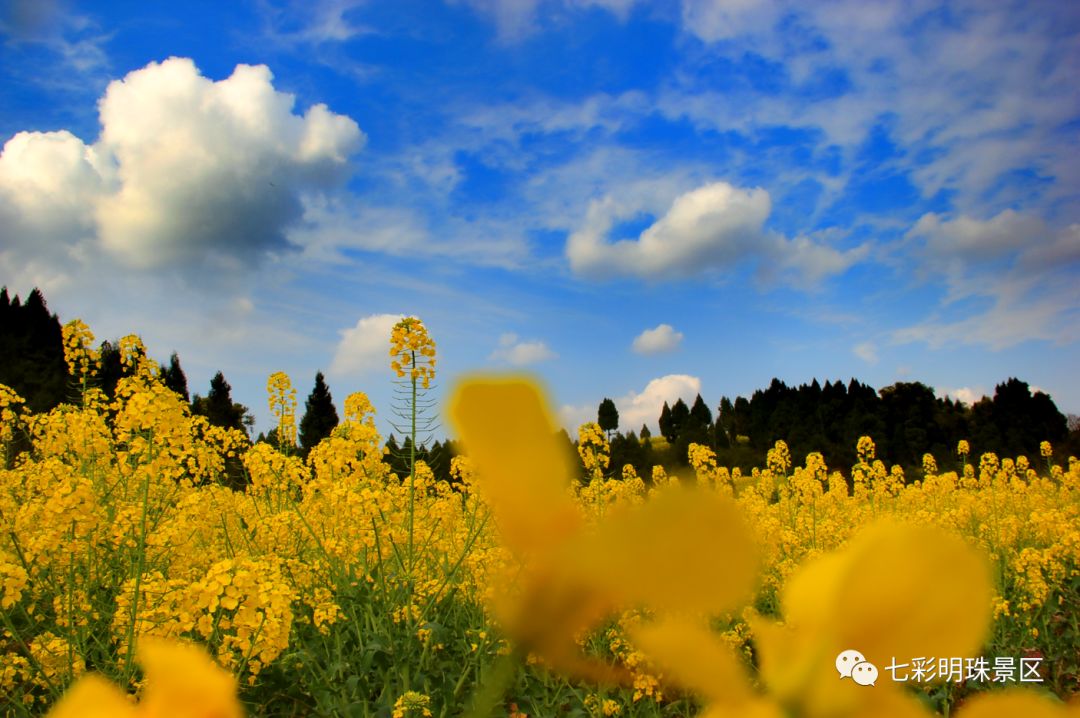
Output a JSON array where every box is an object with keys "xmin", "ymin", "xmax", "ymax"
[
  {"xmin": 632, "ymin": 324, "xmax": 683, "ymax": 354},
  {"xmin": 558, "ymin": 373, "xmax": 702, "ymax": 432},
  {"xmin": 895, "ymin": 214, "xmax": 1080, "ymax": 351},
  {"xmin": 489, "ymin": 332, "xmax": 557, "ymax": 365},
  {"xmin": 566, "ymin": 181, "xmax": 866, "ymax": 284},
  {"xmin": 935, "ymin": 386, "xmax": 987, "ymax": 406},
  {"xmin": 892, "ymin": 279, "xmax": 1080, "ymax": 350},
  {"xmin": 567, "ymin": 182, "xmax": 770, "ymax": 279},
  {"xmin": 329, "ymin": 313, "xmax": 403, "ymax": 376},
  {"xmin": 653, "ymin": 2, "xmax": 1078, "ymax": 220},
  {"xmin": 618, "ymin": 374, "xmax": 702, "ymax": 433},
  {"xmin": 853, "ymin": 341, "xmax": 878, "ymax": 364},
  {"xmin": 907, "ymin": 210, "xmax": 1047, "ymax": 261},
  {"xmin": 558, "ymin": 402, "xmax": 594, "ymax": 432},
  {"xmin": 680, "ymin": 0, "xmax": 778, "ymax": 42},
  {"xmin": 0, "ymin": 130, "xmax": 110, "ymax": 248},
  {"xmin": 259, "ymin": 0, "xmax": 372, "ymax": 46},
  {"xmin": 0, "ymin": 57, "xmax": 364, "ymax": 272}
]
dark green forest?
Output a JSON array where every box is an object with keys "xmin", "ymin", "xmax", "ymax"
[{"xmin": 3, "ymin": 287, "xmax": 1077, "ymax": 485}]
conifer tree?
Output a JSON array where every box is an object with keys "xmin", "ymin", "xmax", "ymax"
[
  {"xmin": 659, "ymin": 401, "xmax": 673, "ymax": 442},
  {"xmin": 689, "ymin": 394, "xmax": 713, "ymax": 428},
  {"xmin": 299, "ymin": 371, "xmax": 339, "ymax": 457},
  {"xmin": 162, "ymin": 352, "xmax": 190, "ymax": 402},
  {"xmin": 669, "ymin": 398, "xmax": 690, "ymax": 442},
  {"xmin": 0, "ymin": 287, "xmax": 69, "ymax": 412},
  {"xmin": 192, "ymin": 371, "xmax": 249, "ymax": 434},
  {"xmin": 597, "ymin": 397, "xmax": 619, "ymax": 439}
]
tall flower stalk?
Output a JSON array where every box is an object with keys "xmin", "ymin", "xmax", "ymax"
[{"xmin": 389, "ymin": 317, "xmax": 437, "ymax": 571}]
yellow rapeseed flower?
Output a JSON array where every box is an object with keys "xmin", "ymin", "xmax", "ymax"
[
  {"xmin": 390, "ymin": 317, "xmax": 436, "ymax": 389},
  {"xmin": 47, "ymin": 638, "xmax": 243, "ymax": 718},
  {"xmin": 392, "ymin": 690, "xmax": 433, "ymax": 718},
  {"xmin": 61, "ymin": 319, "xmax": 100, "ymax": 383},
  {"xmin": 633, "ymin": 521, "xmax": 1009, "ymax": 718},
  {"xmin": 449, "ymin": 376, "xmax": 758, "ymax": 682},
  {"xmin": 267, "ymin": 372, "xmax": 297, "ymax": 447}
]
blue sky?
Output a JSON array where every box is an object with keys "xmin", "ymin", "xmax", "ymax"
[{"xmin": 1, "ymin": 0, "xmax": 1078, "ymax": 440}]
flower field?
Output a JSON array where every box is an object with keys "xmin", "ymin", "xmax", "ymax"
[{"xmin": 1, "ymin": 318, "xmax": 1078, "ymax": 717}]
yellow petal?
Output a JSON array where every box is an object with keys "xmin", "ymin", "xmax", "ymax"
[
  {"xmin": 448, "ymin": 376, "xmax": 582, "ymax": 554},
  {"xmin": 957, "ymin": 690, "xmax": 1080, "ymax": 718},
  {"xmin": 631, "ymin": 617, "xmax": 754, "ymax": 706},
  {"xmin": 137, "ymin": 638, "xmax": 243, "ymax": 718},
  {"xmin": 782, "ymin": 521, "xmax": 992, "ymax": 666},
  {"xmin": 46, "ymin": 674, "xmax": 136, "ymax": 718},
  {"xmin": 562, "ymin": 487, "xmax": 758, "ymax": 614}
]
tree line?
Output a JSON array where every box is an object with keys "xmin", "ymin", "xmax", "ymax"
[
  {"xmin": 3, "ymin": 286, "xmax": 1077, "ymax": 485},
  {"xmin": 596, "ymin": 374, "xmax": 1076, "ymax": 478}
]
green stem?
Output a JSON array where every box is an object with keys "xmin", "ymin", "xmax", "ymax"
[
  {"xmin": 408, "ymin": 352, "xmax": 417, "ymax": 573},
  {"xmin": 123, "ymin": 429, "xmax": 154, "ymax": 685}
]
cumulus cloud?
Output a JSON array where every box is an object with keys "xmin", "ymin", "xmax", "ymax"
[
  {"xmin": 329, "ymin": 313, "xmax": 403, "ymax": 376},
  {"xmin": 567, "ymin": 182, "xmax": 770, "ymax": 279},
  {"xmin": 632, "ymin": 324, "xmax": 683, "ymax": 354},
  {"xmin": 0, "ymin": 130, "xmax": 110, "ymax": 248},
  {"xmin": 935, "ymin": 386, "xmax": 987, "ymax": 406},
  {"xmin": 0, "ymin": 57, "xmax": 364, "ymax": 272},
  {"xmin": 560, "ymin": 374, "xmax": 702, "ymax": 433},
  {"xmin": 489, "ymin": 332, "xmax": 557, "ymax": 365},
  {"xmin": 566, "ymin": 181, "xmax": 865, "ymax": 284},
  {"xmin": 618, "ymin": 374, "xmax": 702, "ymax": 432}
]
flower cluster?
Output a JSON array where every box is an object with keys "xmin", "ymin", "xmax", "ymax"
[
  {"xmin": 390, "ymin": 317, "xmax": 436, "ymax": 388},
  {"xmin": 577, "ymin": 421, "xmax": 610, "ymax": 481},
  {"xmin": 60, "ymin": 319, "xmax": 99, "ymax": 383}
]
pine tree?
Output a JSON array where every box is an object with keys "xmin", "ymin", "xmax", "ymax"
[
  {"xmin": 640, "ymin": 424, "xmax": 651, "ymax": 442},
  {"xmin": 669, "ymin": 398, "xmax": 690, "ymax": 441},
  {"xmin": 597, "ymin": 397, "xmax": 619, "ymax": 439},
  {"xmin": 162, "ymin": 352, "xmax": 190, "ymax": 402},
  {"xmin": 716, "ymin": 397, "xmax": 734, "ymax": 447},
  {"xmin": 0, "ymin": 287, "xmax": 69, "ymax": 412},
  {"xmin": 659, "ymin": 401, "xmax": 673, "ymax": 442},
  {"xmin": 299, "ymin": 371, "xmax": 339, "ymax": 457},
  {"xmin": 689, "ymin": 394, "xmax": 712, "ymax": 428},
  {"xmin": 192, "ymin": 371, "xmax": 249, "ymax": 433}
]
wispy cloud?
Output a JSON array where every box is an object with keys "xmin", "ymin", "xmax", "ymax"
[{"xmin": 853, "ymin": 341, "xmax": 878, "ymax": 364}]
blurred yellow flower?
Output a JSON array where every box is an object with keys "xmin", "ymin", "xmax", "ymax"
[
  {"xmin": 47, "ymin": 637, "xmax": 243, "ymax": 718},
  {"xmin": 449, "ymin": 376, "xmax": 757, "ymax": 682},
  {"xmin": 635, "ymin": 522, "xmax": 997, "ymax": 718}
]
